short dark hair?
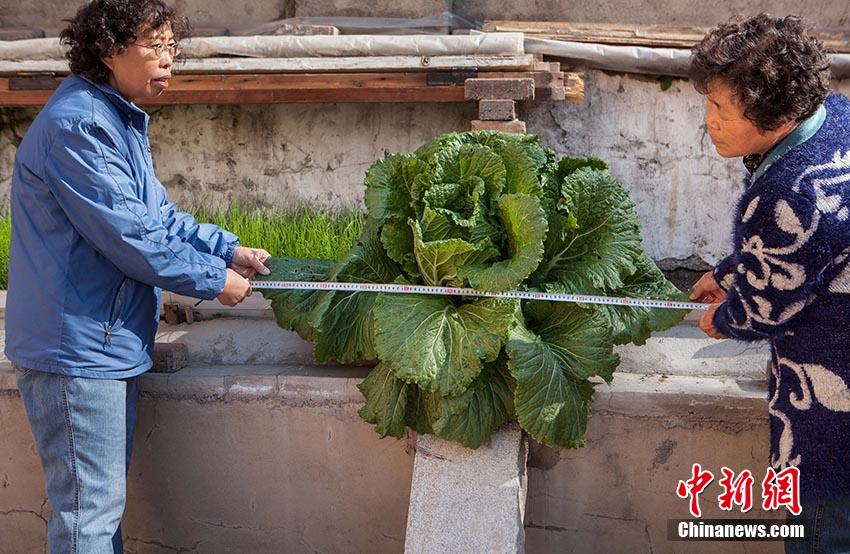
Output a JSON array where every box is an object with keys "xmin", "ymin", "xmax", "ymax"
[
  {"xmin": 60, "ymin": 0, "xmax": 190, "ymax": 83},
  {"xmin": 689, "ymin": 14, "xmax": 831, "ymax": 131}
]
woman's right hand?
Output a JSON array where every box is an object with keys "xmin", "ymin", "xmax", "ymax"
[{"xmin": 217, "ymin": 268, "xmax": 252, "ymax": 306}]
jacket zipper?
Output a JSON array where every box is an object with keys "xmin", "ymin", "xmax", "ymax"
[{"xmin": 104, "ymin": 277, "xmax": 127, "ymax": 347}]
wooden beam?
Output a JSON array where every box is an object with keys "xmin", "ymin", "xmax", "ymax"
[
  {"xmin": 0, "ymin": 55, "xmax": 537, "ymax": 76},
  {"xmin": 0, "ymin": 71, "xmax": 583, "ymax": 106},
  {"xmin": 484, "ymin": 20, "xmax": 850, "ymax": 53}
]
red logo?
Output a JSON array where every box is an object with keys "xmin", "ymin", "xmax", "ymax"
[
  {"xmin": 762, "ymin": 467, "xmax": 802, "ymax": 515},
  {"xmin": 717, "ymin": 467, "xmax": 754, "ymax": 512},
  {"xmin": 676, "ymin": 464, "xmax": 715, "ymax": 517}
]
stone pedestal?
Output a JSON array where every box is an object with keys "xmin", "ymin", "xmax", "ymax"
[{"xmin": 404, "ymin": 424, "xmax": 529, "ymax": 553}]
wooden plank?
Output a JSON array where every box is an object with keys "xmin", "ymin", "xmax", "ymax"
[
  {"xmin": 485, "ymin": 20, "xmax": 850, "ymax": 52},
  {"xmin": 0, "ymin": 55, "xmax": 537, "ymax": 76},
  {"xmin": 0, "ymin": 70, "xmax": 582, "ymax": 106}
]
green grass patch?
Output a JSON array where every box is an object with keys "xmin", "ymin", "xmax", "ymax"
[
  {"xmin": 192, "ymin": 205, "xmax": 364, "ymax": 261},
  {"xmin": 0, "ymin": 206, "xmax": 363, "ymax": 289}
]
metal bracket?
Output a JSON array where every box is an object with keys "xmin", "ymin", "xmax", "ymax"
[{"xmin": 426, "ymin": 68, "xmax": 478, "ymax": 86}]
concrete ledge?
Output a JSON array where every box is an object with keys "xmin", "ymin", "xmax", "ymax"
[
  {"xmin": 1, "ymin": 358, "xmax": 771, "ymax": 552},
  {"xmin": 0, "ymin": 362, "xmax": 766, "ymax": 420}
]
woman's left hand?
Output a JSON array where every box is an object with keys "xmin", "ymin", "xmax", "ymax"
[
  {"xmin": 231, "ymin": 246, "xmax": 271, "ymax": 279},
  {"xmin": 699, "ymin": 302, "xmax": 728, "ymax": 339}
]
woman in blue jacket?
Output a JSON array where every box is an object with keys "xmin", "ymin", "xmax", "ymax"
[{"xmin": 6, "ymin": 1, "xmax": 271, "ymax": 551}]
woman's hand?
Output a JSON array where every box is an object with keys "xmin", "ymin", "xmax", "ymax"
[
  {"xmin": 217, "ymin": 268, "xmax": 252, "ymax": 306},
  {"xmin": 231, "ymin": 246, "xmax": 271, "ymax": 279},
  {"xmin": 690, "ymin": 271, "xmax": 726, "ymax": 304},
  {"xmin": 699, "ymin": 302, "xmax": 728, "ymax": 339}
]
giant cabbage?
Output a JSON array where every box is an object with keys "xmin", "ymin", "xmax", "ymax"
[{"xmin": 258, "ymin": 131, "xmax": 686, "ymax": 449}]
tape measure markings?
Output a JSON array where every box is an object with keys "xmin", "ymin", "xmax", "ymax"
[{"xmin": 252, "ymin": 280, "xmax": 709, "ymax": 311}]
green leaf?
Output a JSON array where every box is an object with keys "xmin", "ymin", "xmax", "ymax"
[
  {"xmin": 357, "ymin": 362, "xmax": 411, "ymax": 439},
  {"xmin": 420, "ymin": 205, "xmax": 466, "ymax": 242},
  {"xmin": 437, "ymin": 144, "xmax": 506, "ymax": 206},
  {"xmin": 533, "ymin": 168, "xmax": 642, "ymax": 293},
  {"xmin": 459, "ymin": 193, "xmax": 547, "ymax": 292},
  {"xmin": 598, "ymin": 253, "xmax": 688, "ymax": 345},
  {"xmin": 364, "ymin": 154, "xmax": 424, "ymax": 223},
  {"xmin": 380, "ymin": 218, "xmax": 419, "ymax": 277},
  {"xmin": 374, "ymin": 295, "xmax": 518, "ymax": 396},
  {"xmin": 429, "ymin": 359, "xmax": 516, "ymax": 448},
  {"xmin": 411, "ymin": 219, "xmax": 498, "ymax": 287},
  {"xmin": 522, "ymin": 301, "xmax": 619, "ymax": 383},
  {"xmin": 506, "ymin": 323, "xmax": 599, "ymax": 449},
  {"xmin": 309, "ymin": 224, "xmax": 403, "ymax": 363},
  {"xmin": 257, "ymin": 257, "xmax": 332, "ymax": 342},
  {"xmin": 556, "ymin": 156, "xmax": 608, "ymax": 182}
]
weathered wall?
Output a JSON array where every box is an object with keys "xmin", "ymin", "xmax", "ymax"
[
  {"xmin": 1, "ymin": 363, "xmax": 782, "ymax": 553},
  {"xmin": 0, "ymin": 365, "xmax": 415, "ymax": 554},
  {"xmin": 146, "ymin": 102, "xmax": 474, "ymax": 210},
  {"xmin": 2, "ymin": 0, "xmax": 848, "ymax": 29},
  {"xmin": 455, "ymin": 1, "xmax": 850, "ymax": 27},
  {"xmin": 3, "ymin": 73, "xmax": 850, "ymax": 267}
]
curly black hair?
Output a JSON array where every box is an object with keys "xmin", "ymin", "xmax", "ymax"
[
  {"xmin": 689, "ymin": 14, "xmax": 831, "ymax": 131},
  {"xmin": 60, "ymin": 0, "xmax": 190, "ymax": 84}
]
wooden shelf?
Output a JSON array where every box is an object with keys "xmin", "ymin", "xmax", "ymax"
[{"xmin": 0, "ymin": 68, "xmax": 584, "ymax": 106}]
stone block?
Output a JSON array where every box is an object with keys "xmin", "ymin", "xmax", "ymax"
[
  {"xmin": 470, "ymin": 119, "xmax": 527, "ymax": 133},
  {"xmin": 405, "ymin": 424, "xmax": 528, "ymax": 553},
  {"xmin": 151, "ymin": 342, "xmax": 189, "ymax": 373},
  {"xmin": 465, "ymin": 78, "xmax": 534, "ymax": 101},
  {"xmin": 479, "ymin": 99, "xmax": 516, "ymax": 121}
]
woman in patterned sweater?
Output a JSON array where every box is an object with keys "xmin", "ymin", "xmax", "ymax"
[{"xmin": 690, "ymin": 14, "xmax": 850, "ymax": 552}]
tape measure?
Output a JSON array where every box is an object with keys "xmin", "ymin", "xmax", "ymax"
[{"xmin": 252, "ymin": 280, "xmax": 709, "ymax": 311}]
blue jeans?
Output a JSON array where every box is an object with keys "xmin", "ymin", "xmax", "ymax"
[
  {"xmin": 786, "ymin": 496, "xmax": 850, "ymax": 553},
  {"xmin": 15, "ymin": 365, "xmax": 139, "ymax": 554}
]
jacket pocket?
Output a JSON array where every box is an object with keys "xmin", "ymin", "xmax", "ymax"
[
  {"xmin": 12, "ymin": 363, "xmax": 32, "ymax": 376},
  {"xmin": 104, "ymin": 277, "xmax": 127, "ymax": 347}
]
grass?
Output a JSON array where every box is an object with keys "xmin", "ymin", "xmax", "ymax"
[
  {"xmin": 192, "ymin": 205, "xmax": 364, "ymax": 261},
  {"xmin": 0, "ymin": 206, "xmax": 364, "ymax": 289}
]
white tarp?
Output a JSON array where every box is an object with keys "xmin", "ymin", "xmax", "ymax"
[
  {"xmin": 525, "ymin": 36, "xmax": 850, "ymax": 80},
  {"xmin": 0, "ymin": 33, "xmax": 525, "ymax": 61}
]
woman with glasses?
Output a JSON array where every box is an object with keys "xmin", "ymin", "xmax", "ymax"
[{"xmin": 6, "ymin": 1, "xmax": 270, "ymax": 551}]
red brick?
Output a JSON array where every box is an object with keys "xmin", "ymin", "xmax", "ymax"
[
  {"xmin": 151, "ymin": 342, "xmax": 189, "ymax": 373},
  {"xmin": 464, "ymin": 78, "xmax": 535, "ymax": 101},
  {"xmin": 470, "ymin": 119, "xmax": 527, "ymax": 133},
  {"xmin": 478, "ymin": 99, "xmax": 516, "ymax": 121}
]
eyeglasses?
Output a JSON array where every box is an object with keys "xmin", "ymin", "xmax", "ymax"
[{"xmin": 133, "ymin": 41, "xmax": 180, "ymax": 59}]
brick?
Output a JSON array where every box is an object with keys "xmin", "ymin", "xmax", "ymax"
[
  {"xmin": 151, "ymin": 342, "xmax": 189, "ymax": 373},
  {"xmin": 0, "ymin": 28, "xmax": 44, "ymax": 41},
  {"xmin": 470, "ymin": 119, "xmax": 527, "ymax": 133},
  {"xmin": 162, "ymin": 302, "xmax": 181, "ymax": 325},
  {"xmin": 464, "ymin": 78, "xmax": 534, "ymax": 101},
  {"xmin": 478, "ymin": 99, "xmax": 516, "ymax": 121}
]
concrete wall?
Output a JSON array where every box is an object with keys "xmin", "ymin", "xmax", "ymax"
[
  {"xmin": 0, "ymin": 358, "xmax": 783, "ymax": 553},
  {"xmin": 2, "ymin": 0, "xmax": 848, "ymax": 29},
  {"xmin": 0, "ymin": 363, "xmax": 416, "ymax": 554},
  {"xmin": 3, "ymin": 73, "xmax": 850, "ymax": 268}
]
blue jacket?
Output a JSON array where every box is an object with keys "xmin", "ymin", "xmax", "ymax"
[{"xmin": 5, "ymin": 75, "xmax": 239, "ymax": 378}]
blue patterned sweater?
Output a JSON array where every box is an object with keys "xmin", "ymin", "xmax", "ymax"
[{"xmin": 712, "ymin": 93, "xmax": 850, "ymax": 499}]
